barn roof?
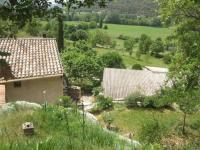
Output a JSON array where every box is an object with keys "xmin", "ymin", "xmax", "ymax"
[
  {"xmin": 103, "ymin": 68, "xmax": 168, "ymax": 100},
  {"xmin": 0, "ymin": 38, "xmax": 63, "ymax": 81}
]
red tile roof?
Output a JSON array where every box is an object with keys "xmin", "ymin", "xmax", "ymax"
[{"xmin": 0, "ymin": 38, "xmax": 63, "ymax": 80}]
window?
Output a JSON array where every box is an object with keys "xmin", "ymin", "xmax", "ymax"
[{"xmin": 14, "ymin": 81, "xmax": 21, "ymax": 88}]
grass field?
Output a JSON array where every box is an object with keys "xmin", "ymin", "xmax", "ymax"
[
  {"xmin": 0, "ymin": 105, "xmax": 132, "ymax": 149},
  {"xmin": 66, "ymin": 21, "xmax": 172, "ymax": 68},
  {"xmin": 96, "ymin": 104, "xmax": 200, "ymax": 142}
]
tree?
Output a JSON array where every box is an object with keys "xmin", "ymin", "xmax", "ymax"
[
  {"xmin": 100, "ymin": 52, "xmax": 125, "ymax": 68},
  {"xmin": 124, "ymin": 38, "xmax": 136, "ymax": 56},
  {"xmin": 90, "ymin": 29, "xmax": 111, "ymax": 47},
  {"xmin": 149, "ymin": 37, "xmax": 164, "ymax": 57},
  {"xmin": 158, "ymin": 0, "xmax": 200, "ymax": 134},
  {"xmin": 57, "ymin": 14, "xmax": 64, "ymax": 51},
  {"xmin": 25, "ymin": 18, "xmax": 41, "ymax": 36},
  {"xmin": 138, "ymin": 34, "xmax": 152, "ymax": 54},
  {"xmin": 61, "ymin": 42, "xmax": 102, "ymax": 87},
  {"xmin": 0, "ymin": 0, "xmax": 110, "ymax": 26}
]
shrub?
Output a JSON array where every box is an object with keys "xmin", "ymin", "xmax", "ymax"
[
  {"xmin": 67, "ymin": 24, "xmax": 77, "ymax": 33},
  {"xmin": 100, "ymin": 52, "xmax": 125, "ymax": 68},
  {"xmin": 77, "ymin": 22, "xmax": 89, "ymax": 30},
  {"xmin": 102, "ymin": 112, "xmax": 114, "ymax": 126},
  {"xmin": 96, "ymin": 95, "xmax": 114, "ymax": 110},
  {"xmin": 90, "ymin": 30, "xmax": 111, "ymax": 47},
  {"xmin": 70, "ymin": 30, "xmax": 88, "ymax": 41},
  {"xmin": 125, "ymin": 92, "xmax": 145, "ymax": 108},
  {"xmin": 58, "ymin": 96, "xmax": 73, "ymax": 108},
  {"xmin": 132, "ymin": 64, "xmax": 143, "ymax": 70},
  {"xmin": 143, "ymin": 93, "xmax": 171, "ymax": 108},
  {"xmin": 139, "ymin": 117, "xmax": 167, "ymax": 144},
  {"xmin": 92, "ymin": 87, "xmax": 103, "ymax": 96},
  {"xmin": 118, "ymin": 34, "xmax": 130, "ymax": 40},
  {"xmin": 163, "ymin": 53, "xmax": 172, "ymax": 64},
  {"xmin": 89, "ymin": 21, "xmax": 97, "ymax": 29},
  {"xmin": 103, "ymin": 25, "xmax": 108, "ymax": 30},
  {"xmin": 111, "ymin": 40, "xmax": 117, "ymax": 49}
]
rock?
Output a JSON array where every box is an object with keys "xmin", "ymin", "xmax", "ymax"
[{"xmin": 0, "ymin": 101, "xmax": 42, "ymax": 115}]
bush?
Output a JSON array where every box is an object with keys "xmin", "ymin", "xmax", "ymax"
[
  {"xmin": 70, "ymin": 30, "xmax": 88, "ymax": 41},
  {"xmin": 125, "ymin": 92, "xmax": 145, "ymax": 108},
  {"xmin": 143, "ymin": 93, "xmax": 171, "ymax": 108},
  {"xmin": 77, "ymin": 22, "xmax": 89, "ymax": 30},
  {"xmin": 96, "ymin": 95, "xmax": 114, "ymax": 110},
  {"xmin": 132, "ymin": 64, "xmax": 143, "ymax": 70},
  {"xmin": 118, "ymin": 34, "xmax": 130, "ymax": 40},
  {"xmin": 163, "ymin": 53, "xmax": 172, "ymax": 64},
  {"xmin": 139, "ymin": 117, "xmax": 167, "ymax": 144},
  {"xmin": 103, "ymin": 25, "xmax": 108, "ymax": 30},
  {"xmin": 89, "ymin": 21, "xmax": 97, "ymax": 29},
  {"xmin": 58, "ymin": 96, "xmax": 73, "ymax": 108},
  {"xmin": 92, "ymin": 87, "xmax": 103, "ymax": 96},
  {"xmin": 90, "ymin": 30, "xmax": 111, "ymax": 47},
  {"xmin": 100, "ymin": 52, "xmax": 125, "ymax": 68},
  {"xmin": 67, "ymin": 24, "xmax": 77, "ymax": 33},
  {"xmin": 111, "ymin": 40, "xmax": 117, "ymax": 49}
]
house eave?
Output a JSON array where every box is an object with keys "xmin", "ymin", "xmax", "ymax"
[{"xmin": 0, "ymin": 74, "xmax": 63, "ymax": 84}]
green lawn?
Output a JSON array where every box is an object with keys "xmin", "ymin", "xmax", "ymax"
[
  {"xmin": 66, "ymin": 21, "xmax": 172, "ymax": 68},
  {"xmin": 102, "ymin": 24, "xmax": 173, "ymax": 40},
  {"xmin": 95, "ymin": 48, "xmax": 167, "ymax": 68},
  {"xmin": 96, "ymin": 104, "xmax": 200, "ymax": 141}
]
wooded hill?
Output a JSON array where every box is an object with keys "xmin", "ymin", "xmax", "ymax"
[{"xmin": 80, "ymin": 0, "xmax": 158, "ymax": 17}]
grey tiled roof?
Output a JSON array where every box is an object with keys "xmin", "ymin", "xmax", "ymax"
[
  {"xmin": 103, "ymin": 68, "xmax": 168, "ymax": 100},
  {"xmin": 0, "ymin": 38, "xmax": 63, "ymax": 80}
]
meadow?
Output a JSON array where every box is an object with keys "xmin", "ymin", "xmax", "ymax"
[
  {"xmin": 66, "ymin": 21, "xmax": 173, "ymax": 68},
  {"xmin": 96, "ymin": 103, "xmax": 200, "ymax": 147},
  {"xmin": 0, "ymin": 104, "xmax": 134, "ymax": 150}
]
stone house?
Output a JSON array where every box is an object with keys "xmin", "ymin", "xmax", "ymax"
[{"xmin": 0, "ymin": 38, "xmax": 64, "ymax": 106}]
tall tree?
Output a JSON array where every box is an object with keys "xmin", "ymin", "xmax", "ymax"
[{"xmin": 158, "ymin": 0, "xmax": 200, "ymax": 134}]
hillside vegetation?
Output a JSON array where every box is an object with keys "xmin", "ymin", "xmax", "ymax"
[{"xmin": 0, "ymin": 104, "xmax": 133, "ymax": 150}]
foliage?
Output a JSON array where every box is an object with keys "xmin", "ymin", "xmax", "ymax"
[
  {"xmin": 77, "ymin": 22, "xmax": 89, "ymax": 30},
  {"xmin": 70, "ymin": 30, "xmax": 89, "ymax": 41},
  {"xmin": 139, "ymin": 117, "xmax": 167, "ymax": 144},
  {"xmin": 139, "ymin": 34, "xmax": 152, "ymax": 54},
  {"xmin": 59, "ymin": 96, "xmax": 73, "ymax": 108},
  {"xmin": 158, "ymin": 0, "xmax": 200, "ymax": 134},
  {"xmin": 100, "ymin": 52, "xmax": 125, "ymax": 68},
  {"xmin": 61, "ymin": 42, "xmax": 102, "ymax": 86},
  {"xmin": 0, "ymin": 105, "xmax": 130, "ymax": 149},
  {"xmin": 0, "ymin": 19, "xmax": 18, "ymax": 37},
  {"xmin": 163, "ymin": 53, "xmax": 172, "ymax": 64},
  {"xmin": 0, "ymin": 0, "xmax": 110, "ymax": 27},
  {"xmin": 125, "ymin": 92, "xmax": 145, "ymax": 108},
  {"xmin": 111, "ymin": 40, "xmax": 117, "ymax": 49},
  {"xmin": 89, "ymin": 21, "xmax": 97, "ymax": 29},
  {"xmin": 57, "ymin": 14, "xmax": 64, "ymax": 51},
  {"xmin": 118, "ymin": 34, "xmax": 130, "ymax": 40},
  {"xmin": 135, "ymin": 50, "xmax": 141, "ymax": 60},
  {"xmin": 92, "ymin": 87, "xmax": 103, "ymax": 96},
  {"xmin": 102, "ymin": 112, "xmax": 114, "ymax": 125},
  {"xmin": 25, "ymin": 18, "xmax": 41, "ymax": 36},
  {"xmin": 124, "ymin": 38, "xmax": 136, "ymax": 56},
  {"xmin": 132, "ymin": 64, "xmax": 143, "ymax": 70},
  {"xmin": 96, "ymin": 95, "xmax": 114, "ymax": 110},
  {"xmin": 90, "ymin": 29, "xmax": 111, "ymax": 47},
  {"xmin": 44, "ymin": 19, "xmax": 58, "ymax": 38},
  {"xmin": 103, "ymin": 25, "xmax": 108, "ymax": 30},
  {"xmin": 150, "ymin": 37, "xmax": 164, "ymax": 57}
]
